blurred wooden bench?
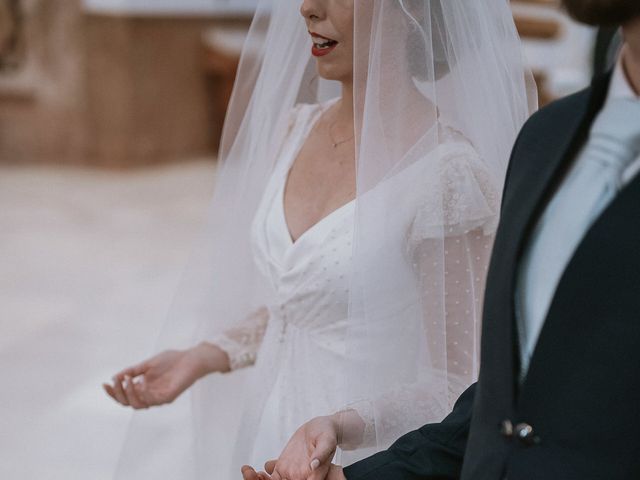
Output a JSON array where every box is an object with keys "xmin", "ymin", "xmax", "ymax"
[{"xmin": 515, "ymin": 16, "xmax": 562, "ymax": 40}]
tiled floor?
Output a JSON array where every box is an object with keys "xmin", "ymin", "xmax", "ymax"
[{"xmin": 0, "ymin": 161, "xmax": 216, "ymax": 479}]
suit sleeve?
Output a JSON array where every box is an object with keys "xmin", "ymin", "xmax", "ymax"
[{"xmin": 343, "ymin": 384, "xmax": 475, "ymax": 480}]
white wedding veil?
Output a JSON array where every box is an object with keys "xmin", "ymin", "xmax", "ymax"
[
  {"xmin": 115, "ymin": 1, "xmax": 535, "ymax": 478},
  {"xmin": 341, "ymin": 0, "xmax": 536, "ymax": 463}
]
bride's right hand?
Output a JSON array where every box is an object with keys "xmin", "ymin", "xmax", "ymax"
[
  {"xmin": 267, "ymin": 409, "xmax": 366, "ymax": 480},
  {"xmin": 269, "ymin": 415, "xmax": 339, "ymax": 480},
  {"xmin": 103, "ymin": 343, "xmax": 230, "ymax": 409}
]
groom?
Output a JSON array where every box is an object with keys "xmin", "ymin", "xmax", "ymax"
[{"xmin": 243, "ymin": 0, "xmax": 640, "ymax": 479}]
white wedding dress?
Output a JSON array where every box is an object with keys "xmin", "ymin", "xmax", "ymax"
[{"xmin": 212, "ymin": 102, "xmax": 499, "ymax": 469}]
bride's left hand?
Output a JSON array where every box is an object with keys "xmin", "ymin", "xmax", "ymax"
[{"xmin": 270, "ymin": 415, "xmax": 339, "ymax": 480}]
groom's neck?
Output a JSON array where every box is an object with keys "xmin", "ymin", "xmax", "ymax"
[{"xmin": 622, "ymin": 17, "xmax": 640, "ymax": 95}]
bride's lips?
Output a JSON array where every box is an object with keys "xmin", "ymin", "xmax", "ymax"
[{"xmin": 309, "ymin": 31, "xmax": 339, "ymax": 57}]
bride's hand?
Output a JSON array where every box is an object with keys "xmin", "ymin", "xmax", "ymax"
[
  {"xmin": 103, "ymin": 343, "xmax": 230, "ymax": 409},
  {"xmin": 270, "ymin": 415, "xmax": 339, "ymax": 480}
]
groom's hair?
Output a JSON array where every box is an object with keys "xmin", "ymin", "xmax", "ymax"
[{"xmin": 562, "ymin": 0, "xmax": 640, "ymax": 27}]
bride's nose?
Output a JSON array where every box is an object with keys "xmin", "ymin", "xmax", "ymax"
[{"xmin": 300, "ymin": 0, "xmax": 325, "ymax": 21}]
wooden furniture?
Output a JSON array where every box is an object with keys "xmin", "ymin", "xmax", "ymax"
[
  {"xmin": 514, "ymin": 16, "xmax": 562, "ymax": 40},
  {"xmin": 512, "ymin": 0, "xmax": 559, "ymax": 5},
  {"xmin": 0, "ymin": 0, "xmax": 22, "ymax": 69},
  {"xmin": 201, "ymin": 27, "xmax": 247, "ymax": 152}
]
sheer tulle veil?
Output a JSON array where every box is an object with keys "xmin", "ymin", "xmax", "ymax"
[{"xmin": 115, "ymin": 1, "xmax": 536, "ymax": 478}]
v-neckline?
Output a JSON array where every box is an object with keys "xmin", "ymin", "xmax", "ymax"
[
  {"xmin": 279, "ymin": 179, "xmax": 355, "ymax": 246},
  {"xmin": 279, "ymin": 99, "xmax": 355, "ymax": 247}
]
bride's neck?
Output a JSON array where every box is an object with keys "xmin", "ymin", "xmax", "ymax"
[
  {"xmin": 334, "ymin": 73, "xmax": 434, "ymax": 134},
  {"xmin": 334, "ymin": 80, "xmax": 355, "ymax": 129}
]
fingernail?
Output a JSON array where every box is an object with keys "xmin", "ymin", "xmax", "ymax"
[{"xmin": 310, "ymin": 459, "xmax": 320, "ymax": 470}]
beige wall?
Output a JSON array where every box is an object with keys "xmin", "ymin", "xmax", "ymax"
[
  {"xmin": 0, "ymin": 1, "xmax": 249, "ymax": 167},
  {"xmin": 0, "ymin": 0, "xmax": 87, "ymax": 165}
]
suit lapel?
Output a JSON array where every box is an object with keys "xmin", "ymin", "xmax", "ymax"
[
  {"xmin": 504, "ymin": 73, "xmax": 613, "ymax": 390},
  {"xmin": 507, "ymin": 73, "xmax": 613, "ymax": 266}
]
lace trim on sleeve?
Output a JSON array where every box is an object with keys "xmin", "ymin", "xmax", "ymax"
[
  {"xmin": 212, "ymin": 307, "xmax": 269, "ymax": 371},
  {"xmin": 344, "ymin": 399, "xmax": 377, "ymax": 450}
]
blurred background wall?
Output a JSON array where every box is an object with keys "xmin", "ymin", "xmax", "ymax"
[
  {"xmin": 0, "ymin": 0, "xmax": 603, "ymax": 167},
  {"xmin": 0, "ymin": 0, "xmax": 253, "ymax": 167},
  {"xmin": 512, "ymin": 0, "xmax": 597, "ymax": 104}
]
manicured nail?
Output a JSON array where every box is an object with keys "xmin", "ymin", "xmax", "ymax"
[{"xmin": 310, "ymin": 459, "xmax": 320, "ymax": 470}]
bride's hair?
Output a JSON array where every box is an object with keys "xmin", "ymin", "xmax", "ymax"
[{"xmin": 398, "ymin": 0, "xmax": 450, "ymax": 81}]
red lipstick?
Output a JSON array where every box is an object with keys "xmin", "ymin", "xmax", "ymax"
[{"xmin": 309, "ymin": 31, "xmax": 338, "ymax": 58}]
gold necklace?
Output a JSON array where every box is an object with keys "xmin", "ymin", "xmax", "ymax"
[{"xmin": 328, "ymin": 120, "xmax": 354, "ymax": 149}]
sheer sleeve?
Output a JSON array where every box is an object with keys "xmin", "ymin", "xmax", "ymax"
[
  {"xmin": 346, "ymin": 142, "xmax": 499, "ymax": 450},
  {"xmin": 346, "ymin": 229, "xmax": 493, "ymax": 449},
  {"xmin": 211, "ymin": 307, "xmax": 270, "ymax": 371}
]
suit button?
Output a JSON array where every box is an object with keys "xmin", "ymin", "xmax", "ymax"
[
  {"xmin": 515, "ymin": 423, "xmax": 540, "ymax": 446},
  {"xmin": 500, "ymin": 419, "xmax": 513, "ymax": 438}
]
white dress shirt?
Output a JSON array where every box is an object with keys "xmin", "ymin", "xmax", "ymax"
[{"xmin": 516, "ymin": 54, "xmax": 640, "ymax": 379}]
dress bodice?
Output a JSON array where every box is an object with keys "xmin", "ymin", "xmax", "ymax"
[
  {"xmin": 212, "ymin": 102, "xmax": 500, "ymax": 369},
  {"xmin": 251, "ymin": 103, "xmax": 354, "ymax": 345}
]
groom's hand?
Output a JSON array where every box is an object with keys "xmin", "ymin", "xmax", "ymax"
[
  {"xmin": 241, "ymin": 461, "xmax": 345, "ymax": 480},
  {"xmin": 325, "ymin": 464, "xmax": 346, "ymax": 480}
]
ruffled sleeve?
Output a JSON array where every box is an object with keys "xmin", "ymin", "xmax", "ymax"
[{"xmin": 407, "ymin": 132, "xmax": 500, "ymax": 243}]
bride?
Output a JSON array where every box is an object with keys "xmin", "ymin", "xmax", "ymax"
[{"xmin": 105, "ymin": 1, "xmax": 534, "ymax": 478}]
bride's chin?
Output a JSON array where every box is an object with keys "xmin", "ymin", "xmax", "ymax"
[{"xmin": 315, "ymin": 63, "xmax": 351, "ymax": 83}]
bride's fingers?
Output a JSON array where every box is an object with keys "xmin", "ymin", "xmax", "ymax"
[
  {"xmin": 102, "ymin": 383, "xmax": 118, "ymax": 402},
  {"xmin": 264, "ymin": 460, "xmax": 277, "ymax": 475},
  {"xmin": 115, "ymin": 362, "xmax": 149, "ymax": 381},
  {"xmin": 123, "ymin": 375, "xmax": 147, "ymax": 409},
  {"xmin": 270, "ymin": 468, "xmax": 282, "ymax": 480},
  {"xmin": 110, "ymin": 376, "xmax": 129, "ymax": 406},
  {"xmin": 309, "ymin": 465, "xmax": 332, "ymax": 480},
  {"xmin": 309, "ymin": 435, "xmax": 336, "ymax": 471},
  {"xmin": 241, "ymin": 465, "xmax": 260, "ymax": 480},
  {"xmin": 309, "ymin": 459, "xmax": 334, "ymax": 480},
  {"xmin": 133, "ymin": 381, "xmax": 152, "ymax": 406}
]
